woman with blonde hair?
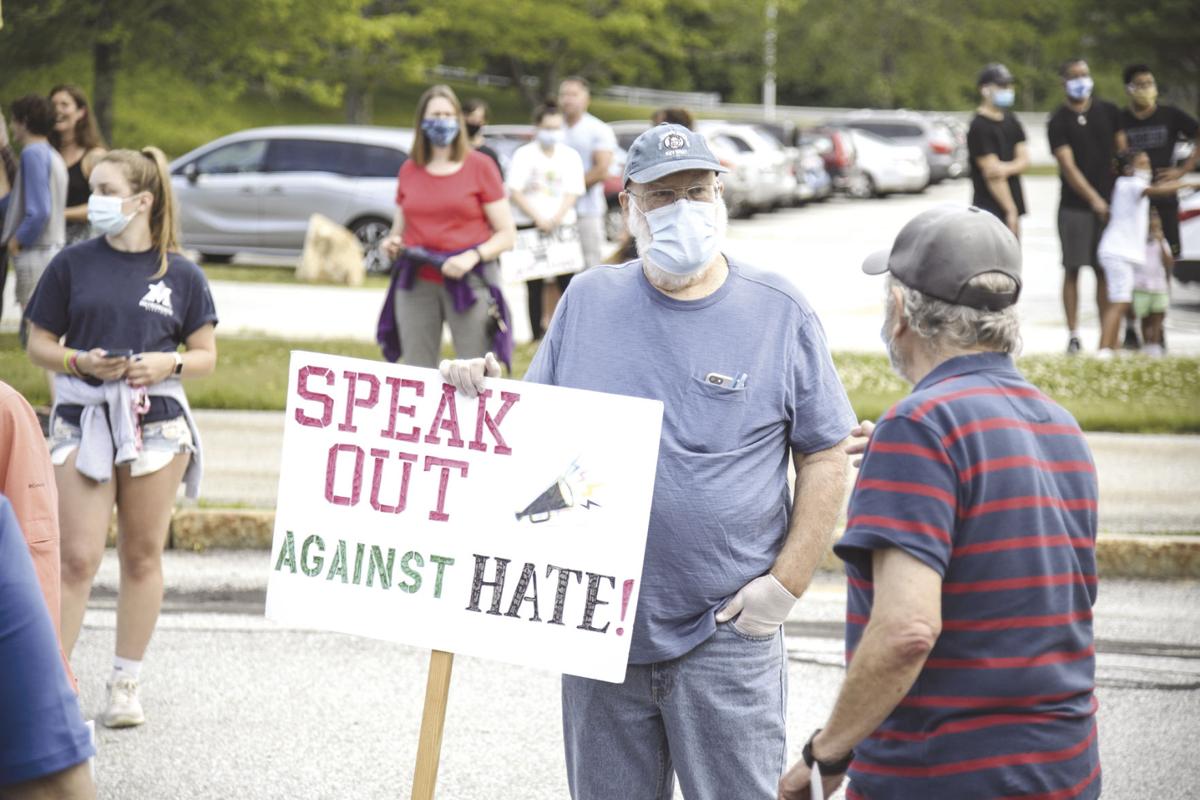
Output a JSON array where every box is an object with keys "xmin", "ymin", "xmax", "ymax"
[
  {"xmin": 48, "ymin": 84, "xmax": 107, "ymax": 244},
  {"xmin": 24, "ymin": 146, "xmax": 218, "ymax": 729},
  {"xmin": 377, "ymin": 84, "xmax": 516, "ymax": 368}
]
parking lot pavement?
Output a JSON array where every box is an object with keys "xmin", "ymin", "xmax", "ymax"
[
  {"xmin": 77, "ymin": 557, "xmax": 1200, "ymax": 799},
  {"xmin": 5, "ymin": 176, "xmax": 1197, "ymax": 355}
]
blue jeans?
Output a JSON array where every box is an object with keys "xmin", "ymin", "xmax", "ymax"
[{"xmin": 562, "ymin": 622, "xmax": 787, "ymax": 799}]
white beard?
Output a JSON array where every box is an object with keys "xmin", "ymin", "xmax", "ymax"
[{"xmin": 629, "ymin": 197, "xmax": 729, "ymax": 292}]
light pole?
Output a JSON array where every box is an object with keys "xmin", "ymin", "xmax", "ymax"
[{"xmin": 763, "ymin": 0, "xmax": 777, "ymax": 121}]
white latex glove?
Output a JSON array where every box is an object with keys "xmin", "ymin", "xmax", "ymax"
[
  {"xmin": 715, "ymin": 573, "xmax": 797, "ymax": 638},
  {"xmin": 439, "ymin": 352, "xmax": 501, "ymax": 398}
]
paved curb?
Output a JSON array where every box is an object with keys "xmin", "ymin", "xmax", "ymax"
[{"xmin": 128, "ymin": 508, "xmax": 1200, "ymax": 580}]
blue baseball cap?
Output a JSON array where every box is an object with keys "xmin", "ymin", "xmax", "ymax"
[{"xmin": 623, "ymin": 123, "xmax": 727, "ymax": 186}]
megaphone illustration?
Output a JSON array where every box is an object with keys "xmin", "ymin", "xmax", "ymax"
[{"xmin": 515, "ymin": 478, "xmax": 575, "ymax": 523}]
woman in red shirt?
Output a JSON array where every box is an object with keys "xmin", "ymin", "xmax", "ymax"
[{"xmin": 379, "ymin": 85, "xmax": 516, "ymax": 368}]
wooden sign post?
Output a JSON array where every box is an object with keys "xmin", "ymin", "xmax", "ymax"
[{"xmin": 411, "ymin": 651, "xmax": 455, "ymax": 800}]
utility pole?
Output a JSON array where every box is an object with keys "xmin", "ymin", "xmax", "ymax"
[{"xmin": 763, "ymin": 0, "xmax": 777, "ymax": 121}]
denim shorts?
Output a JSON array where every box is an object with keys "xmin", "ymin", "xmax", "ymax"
[{"xmin": 49, "ymin": 414, "xmax": 194, "ymax": 477}]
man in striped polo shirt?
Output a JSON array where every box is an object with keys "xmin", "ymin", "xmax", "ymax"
[{"xmin": 780, "ymin": 206, "xmax": 1100, "ymax": 799}]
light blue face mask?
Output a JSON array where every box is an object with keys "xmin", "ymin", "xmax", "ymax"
[
  {"xmin": 536, "ymin": 129, "xmax": 565, "ymax": 148},
  {"xmin": 87, "ymin": 194, "xmax": 137, "ymax": 235},
  {"xmin": 992, "ymin": 87, "xmax": 1015, "ymax": 108},
  {"xmin": 637, "ymin": 199, "xmax": 719, "ymax": 276},
  {"xmin": 1065, "ymin": 76, "xmax": 1093, "ymax": 101}
]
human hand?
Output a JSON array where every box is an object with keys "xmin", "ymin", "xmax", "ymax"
[
  {"xmin": 439, "ymin": 351, "xmax": 502, "ymax": 398},
  {"xmin": 441, "ymin": 251, "xmax": 478, "ymax": 280},
  {"xmin": 983, "ymin": 161, "xmax": 1009, "ymax": 180},
  {"xmin": 1089, "ymin": 196, "xmax": 1109, "ymax": 222},
  {"xmin": 125, "ymin": 352, "xmax": 175, "ymax": 387},
  {"xmin": 382, "ymin": 234, "xmax": 403, "ymax": 261},
  {"xmin": 715, "ymin": 573, "xmax": 797, "ymax": 638},
  {"xmin": 845, "ymin": 419, "xmax": 876, "ymax": 468},
  {"xmin": 1155, "ymin": 166, "xmax": 1185, "ymax": 183},
  {"xmin": 535, "ymin": 216, "xmax": 555, "ymax": 234},
  {"xmin": 78, "ymin": 348, "xmax": 130, "ymax": 381},
  {"xmin": 778, "ymin": 760, "xmax": 844, "ymax": 800},
  {"xmin": 6, "ymin": 237, "xmax": 19, "ymax": 257}
]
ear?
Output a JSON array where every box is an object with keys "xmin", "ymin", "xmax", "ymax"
[
  {"xmin": 889, "ymin": 285, "xmax": 908, "ymax": 338},
  {"xmin": 618, "ymin": 190, "xmax": 630, "ymax": 212}
]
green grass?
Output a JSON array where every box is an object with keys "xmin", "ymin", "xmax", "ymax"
[{"xmin": 3, "ymin": 334, "xmax": 1197, "ymax": 432}]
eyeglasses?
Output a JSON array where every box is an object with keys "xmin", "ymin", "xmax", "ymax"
[
  {"xmin": 628, "ymin": 183, "xmax": 719, "ymax": 210},
  {"xmin": 1128, "ymin": 79, "xmax": 1156, "ymax": 90}
]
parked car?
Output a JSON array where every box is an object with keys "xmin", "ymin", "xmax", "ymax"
[
  {"xmin": 1176, "ymin": 186, "xmax": 1200, "ymax": 284},
  {"xmin": 929, "ymin": 115, "xmax": 969, "ymax": 179},
  {"xmin": 695, "ymin": 120, "xmax": 792, "ymax": 213},
  {"xmin": 800, "ymin": 127, "xmax": 860, "ymax": 195},
  {"xmin": 831, "ymin": 110, "xmax": 955, "ymax": 183},
  {"xmin": 844, "ymin": 128, "xmax": 930, "ymax": 197},
  {"xmin": 755, "ymin": 124, "xmax": 833, "ymax": 204},
  {"xmin": 170, "ymin": 125, "xmax": 412, "ymax": 273}
]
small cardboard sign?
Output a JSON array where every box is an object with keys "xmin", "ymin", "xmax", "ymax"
[
  {"xmin": 499, "ymin": 225, "xmax": 585, "ymax": 282},
  {"xmin": 266, "ymin": 351, "xmax": 663, "ymax": 682}
]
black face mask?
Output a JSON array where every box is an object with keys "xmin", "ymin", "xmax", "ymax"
[{"xmin": 466, "ymin": 122, "xmax": 482, "ymax": 138}]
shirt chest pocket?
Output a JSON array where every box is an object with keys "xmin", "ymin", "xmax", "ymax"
[{"xmin": 676, "ymin": 375, "xmax": 748, "ymax": 454}]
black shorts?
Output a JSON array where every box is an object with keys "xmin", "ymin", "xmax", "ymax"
[{"xmin": 1058, "ymin": 206, "xmax": 1103, "ymax": 271}]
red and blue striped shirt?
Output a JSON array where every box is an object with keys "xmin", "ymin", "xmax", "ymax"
[{"xmin": 835, "ymin": 352, "xmax": 1100, "ymax": 799}]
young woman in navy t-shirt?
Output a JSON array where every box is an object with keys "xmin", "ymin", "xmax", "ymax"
[{"xmin": 25, "ymin": 146, "xmax": 218, "ymax": 730}]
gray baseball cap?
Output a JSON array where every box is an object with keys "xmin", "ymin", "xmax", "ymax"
[
  {"xmin": 623, "ymin": 123, "xmax": 727, "ymax": 186},
  {"xmin": 862, "ymin": 206, "xmax": 1022, "ymax": 310}
]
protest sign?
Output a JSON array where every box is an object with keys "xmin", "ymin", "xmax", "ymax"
[
  {"xmin": 498, "ymin": 224, "xmax": 585, "ymax": 282},
  {"xmin": 266, "ymin": 351, "xmax": 663, "ymax": 683}
]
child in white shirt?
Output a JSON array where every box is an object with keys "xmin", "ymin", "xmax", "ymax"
[{"xmin": 1096, "ymin": 149, "xmax": 1197, "ymax": 356}]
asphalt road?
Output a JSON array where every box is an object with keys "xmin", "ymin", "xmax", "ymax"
[{"xmin": 74, "ymin": 551, "xmax": 1200, "ymax": 799}]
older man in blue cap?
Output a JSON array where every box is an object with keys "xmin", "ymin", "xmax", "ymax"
[{"xmin": 441, "ymin": 123, "xmax": 855, "ymax": 798}]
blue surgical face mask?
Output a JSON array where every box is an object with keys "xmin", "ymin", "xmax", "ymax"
[
  {"xmin": 421, "ymin": 118, "xmax": 459, "ymax": 147},
  {"xmin": 87, "ymin": 194, "xmax": 137, "ymax": 235},
  {"xmin": 992, "ymin": 87, "xmax": 1015, "ymax": 108},
  {"xmin": 1065, "ymin": 76, "xmax": 1093, "ymax": 101},
  {"xmin": 636, "ymin": 199, "xmax": 719, "ymax": 276},
  {"xmin": 536, "ymin": 129, "xmax": 565, "ymax": 148}
]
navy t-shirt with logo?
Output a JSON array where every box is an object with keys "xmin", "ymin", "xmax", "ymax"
[
  {"xmin": 25, "ymin": 237, "xmax": 218, "ymax": 422},
  {"xmin": 1118, "ymin": 104, "xmax": 1199, "ymax": 170}
]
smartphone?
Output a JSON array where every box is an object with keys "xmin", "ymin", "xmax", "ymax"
[
  {"xmin": 104, "ymin": 348, "xmax": 135, "ymax": 359},
  {"xmin": 705, "ymin": 372, "xmax": 735, "ymax": 387}
]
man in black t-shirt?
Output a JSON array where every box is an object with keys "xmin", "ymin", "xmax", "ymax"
[
  {"xmin": 967, "ymin": 63, "xmax": 1028, "ymax": 238},
  {"xmin": 1048, "ymin": 58, "xmax": 1122, "ymax": 354},
  {"xmin": 1117, "ymin": 64, "xmax": 1199, "ymax": 257}
]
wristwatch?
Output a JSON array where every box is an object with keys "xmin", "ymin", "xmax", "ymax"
[
  {"xmin": 802, "ymin": 729, "xmax": 854, "ymax": 775},
  {"xmin": 173, "ymin": 352, "xmax": 184, "ymax": 376}
]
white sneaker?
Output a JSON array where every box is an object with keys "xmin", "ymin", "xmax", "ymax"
[
  {"xmin": 1095, "ymin": 348, "xmax": 1115, "ymax": 360},
  {"xmin": 102, "ymin": 677, "xmax": 145, "ymax": 728},
  {"xmin": 1143, "ymin": 343, "xmax": 1165, "ymax": 358}
]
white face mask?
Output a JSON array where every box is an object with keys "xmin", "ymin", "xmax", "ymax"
[
  {"xmin": 88, "ymin": 194, "xmax": 138, "ymax": 235},
  {"xmin": 536, "ymin": 129, "xmax": 565, "ymax": 147},
  {"xmin": 1134, "ymin": 169, "xmax": 1152, "ymax": 183},
  {"xmin": 629, "ymin": 198, "xmax": 723, "ymax": 280}
]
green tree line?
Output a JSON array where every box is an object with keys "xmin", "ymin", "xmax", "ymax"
[{"xmin": 1, "ymin": 0, "xmax": 1194, "ymax": 145}]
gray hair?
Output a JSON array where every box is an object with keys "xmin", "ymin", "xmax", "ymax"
[{"xmin": 889, "ymin": 273, "xmax": 1022, "ymax": 355}]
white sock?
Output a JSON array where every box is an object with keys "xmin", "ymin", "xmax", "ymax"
[
  {"xmin": 111, "ymin": 655, "xmax": 142, "ymax": 683},
  {"xmin": 1069, "ymin": 329, "xmax": 1080, "ymax": 339}
]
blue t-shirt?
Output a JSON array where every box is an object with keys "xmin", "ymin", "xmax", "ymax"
[
  {"xmin": 0, "ymin": 495, "xmax": 95, "ymax": 785},
  {"xmin": 835, "ymin": 353, "xmax": 1100, "ymax": 799},
  {"xmin": 526, "ymin": 257, "xmax": 856, "ymax": 663},
  {"xmin": 25, "ymin": 236, "xmax": 218, "ymax": 422}
]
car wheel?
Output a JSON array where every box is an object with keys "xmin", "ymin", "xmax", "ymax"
[
  {"xmin": 351, "ymin": 217, "xmax": 393, "ymax": 274},
  {"xmin": 199, "ymin": 253, "xmax": 234, "ymax": 264},
  {"xmin": 847, "ymin": 173, "xmax": 875, "ymax": 199}
]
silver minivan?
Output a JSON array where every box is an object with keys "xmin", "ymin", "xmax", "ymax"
[{"xmin": 170, "ymin": 125, "xmax": 413, "ymax": 272}]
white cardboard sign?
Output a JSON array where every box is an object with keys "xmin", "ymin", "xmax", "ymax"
[
  {"xmin": 265, "ymin": 351, "xmax": 663, "ymax": 682},
  {"xmin": 498, "ymin": 224, "xmax": 585, "ymax": 282}
]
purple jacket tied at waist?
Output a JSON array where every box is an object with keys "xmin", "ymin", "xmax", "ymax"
[{"xmin": 375, "ymin": 244, "xmax": 513, "ymax": 368}]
